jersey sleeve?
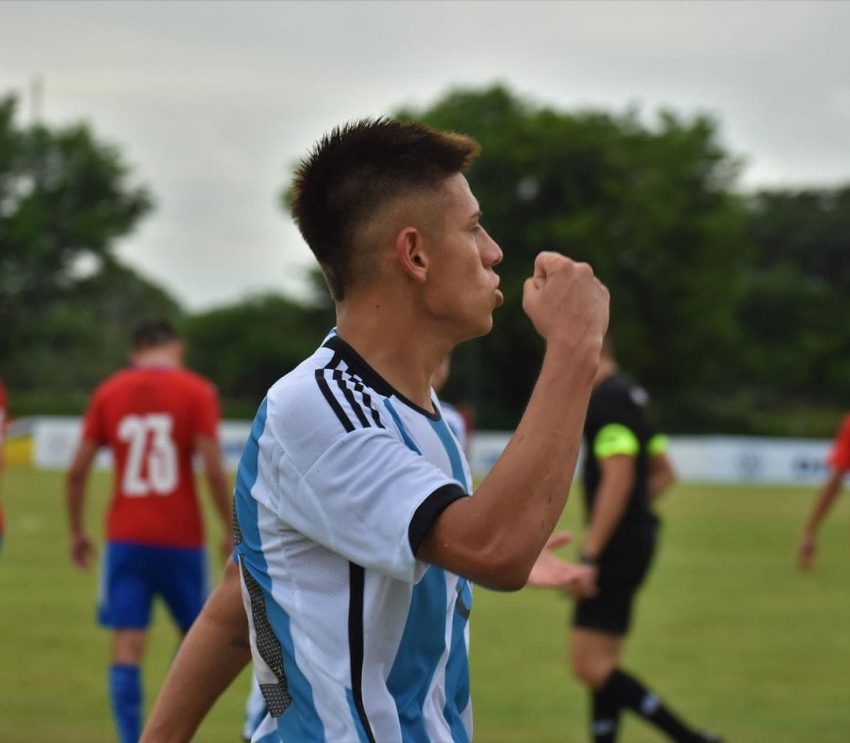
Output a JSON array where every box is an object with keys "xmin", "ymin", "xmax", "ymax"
[
  {"xmin": 827, "ymin": 415, "xmax": 850, "ymax": 471},
  {"xmin": 280, "ymin": 426, "xmax": 465, "ymax": 583},
  {"xmin": 590, "ymin": 384, "xmax": 648, "ymax": 460},
  {"xmin": 192, "ymin": 380, "xmax": 221, "ymax": 439},
  {"xmin": 251, "ymin": 378, "xmax": 467, "ymax": 584},
  {"xmin": 593, "ymin": 423, "xmax": 640, "ymax": 459},
  {"xmin": 647, "ymin": 433, "xmax": 670, "ymax": 456}
]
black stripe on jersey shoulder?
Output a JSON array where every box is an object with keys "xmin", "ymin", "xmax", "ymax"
[
  {"xmin": 348, "ymin": 563, "xmax": 377, "ymax": 743},
  {"xmin": 324, "ymin": 335, "xmax": 439, "ymax": 421},
  {"xmin": 315, "ymin": 353, "xmax": 355, "ymax": 433},
  {"xmin": 331, "ymin": 369, "xmax": 371, "ymax": 428},
  {"xmin": 351, "ymin": 378, "xmax": 385, "ymax": 429},
  {"xmin": 408, "ymin": 483, "xmax": 467, "ymax": 556}
]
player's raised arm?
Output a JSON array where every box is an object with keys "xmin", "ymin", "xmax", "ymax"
[
  {"xmin": 141, "ymin": 559, "xmax": 251, "ymax": 743},
  {"xmin": 418, "ymin": 252, "xmax": 609, "ymax": 590}
]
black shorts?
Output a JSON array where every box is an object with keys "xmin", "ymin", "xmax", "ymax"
[{"xmin": 572, "ymin": 524, "xmax": 657, "ymax": 636}]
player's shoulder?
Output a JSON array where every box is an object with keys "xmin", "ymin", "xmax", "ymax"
[
  {"xmin": 264, "ymin": 340, "xmax": 391, "ymax": 447},
  {"xmin": 170, "ymin": 367, "xmax": 218, "ymax": 397},
  {"xmin": 836, "ymin": 413, "xmax": 850, "ymax": 439},
  {"xmin": 592, "ymin": 373, "xmax": 643, "ymax": 407},
  {"xmin": 90, "ymin": 368, "xmax": 135, "ymax": 399}
]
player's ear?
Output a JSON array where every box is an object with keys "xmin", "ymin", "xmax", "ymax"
[{"xmin": 394, "ymin": 226, "xmax": 429, "ymax": 284}]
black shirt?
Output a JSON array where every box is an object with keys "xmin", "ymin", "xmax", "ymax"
[{"xmin": 582, "ymin": 372, "xmax": 659, "ymax": 538}]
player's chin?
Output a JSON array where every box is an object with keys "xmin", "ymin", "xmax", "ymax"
[{"xmin": 469, "ymin": 312, "xmax": 495, "ymax": 339}]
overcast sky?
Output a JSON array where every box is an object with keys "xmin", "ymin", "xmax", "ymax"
[{"xmin": 2, "ymin": 1, "xmax": 849, "ymax": 310}]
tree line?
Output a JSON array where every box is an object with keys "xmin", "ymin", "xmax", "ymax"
[{"xmin": 1, "ymin": 87, "xmax": 848, "ymax": 435}]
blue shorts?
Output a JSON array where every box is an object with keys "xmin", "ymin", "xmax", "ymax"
[{"xmin": 98, "ymin": 542, "xmax": 209, "ymax": 631}]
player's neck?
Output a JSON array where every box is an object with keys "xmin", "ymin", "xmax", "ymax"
[
  {"xmin": 335, "ymin": 295, "xmax": 450, "ymax": 412},
  {"xmin": 131, "ymin": 348, "xmax": 182, "ymax": 368}
]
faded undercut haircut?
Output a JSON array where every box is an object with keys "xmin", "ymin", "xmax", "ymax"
[
  {"xmin": 290, "ymin": 117, "xmax": 480, "ymax": 301},
  {"xmin": 131, "ymin": 319, "xmax": 180, "ymax": 351}
]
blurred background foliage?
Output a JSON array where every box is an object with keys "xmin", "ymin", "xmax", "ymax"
[{"xmin": 1, "ymin": 86, "xmax": 848, "ymax": 436}]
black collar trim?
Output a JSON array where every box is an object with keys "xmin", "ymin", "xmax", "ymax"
[{"xmin": 323, "ymin": 334, "xmax": 440, "ymax": 421}]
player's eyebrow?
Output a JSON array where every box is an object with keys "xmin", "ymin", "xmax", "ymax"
[{"xmin": 468, "ymin": 209, "xmax": 482, "ymax": 224}]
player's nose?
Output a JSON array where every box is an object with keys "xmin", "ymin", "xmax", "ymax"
[{"xmin": 481, "ymin": 228, "xmax": 503, "ymax": 268}]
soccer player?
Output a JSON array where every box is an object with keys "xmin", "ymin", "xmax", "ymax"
[
  {"xmin": 66, "ymin": 320, "xmax": 233, "ymax": 743},
  {"xmin": 238, "ymin": 354, "xmax": 469, "ymax": 743},
  {"xmin": 798, "ymin": 413, "xmax": 850, "ymax": 570},
  {"xmin": 0, "ymin": 377, "xmax": 7, "ymax": 555},
  {"xmin": 141, "ymin": 118, "xmax": 609, "ymax": 742},
  {"xmin": 531, "ymin": 337, "xmax": 720, "ymax": 743}
]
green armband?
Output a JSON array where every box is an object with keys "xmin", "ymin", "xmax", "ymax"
[
  {"xmin": 648, "ymin": 433, "xmax": 669, "ymax": 456},
  {"xmin": 593, "ymin": 423, "xmax": 639, "ymax": 458}
]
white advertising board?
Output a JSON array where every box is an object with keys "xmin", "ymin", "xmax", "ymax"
[
  {"xmin": 468, "ymin": 432, "xmax": 830, "ymax": 485},
  {"xmin": 17, "ymin": 417, "xmax": 834, "ymax": 486},
  {"xmin": 30, "ymin": 417, "xmax": 252, "ymax": 472}
]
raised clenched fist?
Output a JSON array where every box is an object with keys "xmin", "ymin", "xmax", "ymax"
[{"xmin": 522, "ymin": 252, "xmax": 609, "ymax": 346}]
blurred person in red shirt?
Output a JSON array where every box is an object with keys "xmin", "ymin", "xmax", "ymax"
[
  {"xmin": 798, "ymin": 414, "xmax": 850, "ymax": 570},
  {"xmin": 66, "ymin": 319, "xmax": 232, "ymax": 743},
  {"xmin": 0, "ymin": 377, "xmax": 7, "ymax": 554}
]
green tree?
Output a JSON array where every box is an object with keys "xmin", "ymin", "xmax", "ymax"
[
  {"xmin": 738, "ymin": 187, "xmax": 850, "ymax": 433},
  {"xmin": 399, "ymin": 85, "xmax": 750, "ymax": 430},
  {"xmin": 0, "ymin": 94, "xmax": 152, "ymax": 361},
  {"xmin": 5, "ymin": 260, "xmax": 183, "ymax": 414},
  {"xmin": 183, "ymin": 294, "xmax": 332, "ymax": 417}
]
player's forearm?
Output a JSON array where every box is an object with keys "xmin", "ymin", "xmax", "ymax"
[
  {"xmin": 142, "ymin": 562, "xmax": 250, "ymax": 742},
  {"xmin": 66, "ymin": 471, "xmax": 88, "ymax": 535},
  {"xmin": 196, "ymin": 436, "xmax": 233, "ymax": 529},
  {"xmin": 803, "ymin": 471, "xmax": 844, "ymax": 535},
  {"xmin": 582, "ymin": 481, "xmax": 632, "ymax": 558},
  {"xmin": 648, "ymin": 462, "xmax": 676, "ymax": 501},
  {"xmin": 206, "ymin": 469, "xmax": 233, "ymax": 529},
  {"xmin": 422, "ymin": 338, "xmax": 599, "ymax": 590},
  {"xmin": 647, "ymin": 472, "xmax": 674, "ymax": 500}
]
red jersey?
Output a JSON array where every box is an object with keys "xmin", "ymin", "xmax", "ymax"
[
  {"xmin": 0, "ymin": 379, "xmax": 6, "ymax": 535},
  {"xmin": 82, "ymin": 366, "xmax": 220, "ymax": 548},
  {"xmin": 827, "ymin": 414, "xmax": 850, "ymax": 472}
]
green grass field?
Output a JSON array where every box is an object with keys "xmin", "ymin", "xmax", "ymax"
[{"xmin": 2, "ymin": 466, "xmax": 850, "ymax": 742}]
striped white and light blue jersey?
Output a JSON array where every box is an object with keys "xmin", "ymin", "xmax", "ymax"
[
  {"xmin": 439, "ymin": 401, "xmax": 468, "ymax": 456},
  {"xmin": 233, "ymin": 333, "xmax": 474, "ymax": 742}
]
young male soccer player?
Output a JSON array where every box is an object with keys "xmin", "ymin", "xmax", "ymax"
[
  {"xmin": 66, "ymin": 320, "xmax": 233, "ymax": 743},
  {"xmin": 238, "ymin": 353, "xmax": 470, "ymax": 743},
  {"xmin": 798, "ymin": 413, "xmax": 850, "ymax": 569},
  {"xmin": 531, "ymin": 338, "xmax": 721, "ymax": 743},
  {"xmin": 141, "ymin": 118, "xmax": 609, "ymax": 742}
]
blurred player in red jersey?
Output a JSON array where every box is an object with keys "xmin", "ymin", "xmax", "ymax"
[
  {"xmin": 66, "ymin": 319, "xmax": 233, "ymax": 743},
  {"xmin": 798, "ymin": 413, "xmax": 850, "ymax": 570},
  {"xmin": 0, "ymin": 377, "xmax": 7, "ymax": 555}
]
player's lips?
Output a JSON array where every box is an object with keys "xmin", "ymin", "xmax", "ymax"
[{"xmin": 494, "ymin": 289, "xmax": 504, "ymax": 307}]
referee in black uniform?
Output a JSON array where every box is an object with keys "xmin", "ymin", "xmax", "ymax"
[{"xmin": 565, "ymin": 338, "xmax": 721, "ymax": 743}]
